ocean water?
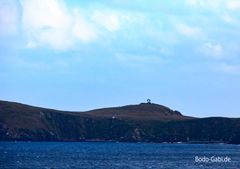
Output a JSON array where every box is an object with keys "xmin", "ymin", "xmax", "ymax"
[{"xmin": 0, "ymin": 142, "xmax": 239, "ymax": 169}]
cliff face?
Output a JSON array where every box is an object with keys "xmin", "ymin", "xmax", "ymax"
[{"xmin": 0, "ymin": 100, "xmax": 240, "ymax": 144}]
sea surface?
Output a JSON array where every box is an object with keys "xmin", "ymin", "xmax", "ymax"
[{"xmin": 0, "ymin": 142, "xmax": 239, "ymax": 169}]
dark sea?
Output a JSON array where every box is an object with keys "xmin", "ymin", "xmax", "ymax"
[{"xmin": 0, "ymin": 142, "xmax": 239, "ymax": 169}]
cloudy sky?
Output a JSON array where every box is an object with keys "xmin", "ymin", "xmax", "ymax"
[{"xmin": 1, "ymin": 0, "xmax": 240, "ymax": 117}]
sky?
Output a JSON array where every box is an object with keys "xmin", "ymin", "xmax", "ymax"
[{"xmin": 1, "ymin": 0, "xmax": 240, "ymax": 117}]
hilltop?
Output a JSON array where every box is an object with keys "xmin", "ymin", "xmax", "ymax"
[{"xmin": 85, "ymin": 102, "xmax": 193, "ymax": 121}]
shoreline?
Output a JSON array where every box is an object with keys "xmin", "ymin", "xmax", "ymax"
[{"xmin": 0, "ymin": 140, "xmax": 239, "ymax": 145}]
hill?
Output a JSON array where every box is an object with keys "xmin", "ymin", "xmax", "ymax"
[
  {"xmin": 85, "ymin": 103, "xmax": 193, "ymax": 121},
  {"xmin": 0, "ymin": 100, "xmax": 239, "ymax": 144}
]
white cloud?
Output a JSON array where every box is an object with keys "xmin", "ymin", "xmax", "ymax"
[
  {"xmin": 21, "ymin": 0, "xmax": 70, "ymax": 30},
  {"xmin": 201, "ymin": 42, "xmax": 224, "ymax": 59},
  {"xmin": 20, "ymin": 0, "xmax": 97, "ymax": 50},
  {"xmin": 227, "ymin": 0, "xmax": 240, "ymax": 10},
  {"xmin": 21, "ymin": 0, "xmax": 73, "ymax": 49},
  {"xmin": 92, "ymin": 10, "xmax": 121, "ymax": 32},
  {"xmin": 91, "ymin": 10, "xmax": 133, "ymax": 32},
  {"xmin": 0, "ymin": 0, "xmax": 19, "ymax": 36},
  {"xmin": 72, "ymin": 10, "xmax": 97, "ymax": 43},
  {"xmin": 38, "ymin": 29, "xmax": 74, "ymax": 50},
  {"xmin": 19, "ymin": 0, "xmax": 138, "ymax": 50},
  {"xmin": 176, "ymin": 23, "xmax": 202, "ymax": 38}
]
